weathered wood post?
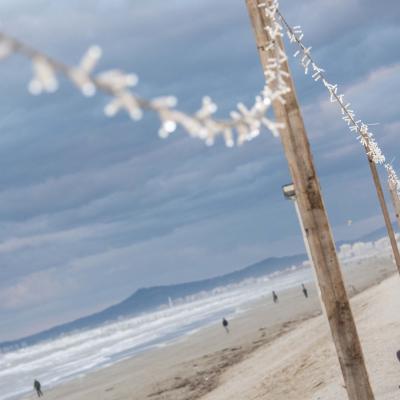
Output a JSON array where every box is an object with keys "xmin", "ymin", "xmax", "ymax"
[
  {"xmin": 388, "ymin": 180, "xmax": 400, "ymax": 231},
  {"xmin": 365, "ymin": 157, "xmax": 400, "ymax": 273},
  {"xmin": 245, "ymin": 1, "xmax": 375, "ymax": 398}
]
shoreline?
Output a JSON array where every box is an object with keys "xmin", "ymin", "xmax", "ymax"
[
  {"xmin": 21, "ymin": 253, "xmax": 396, "ymax": 400},
  {"xmin": 201, "ymin": 270, "xmax": 400, "ymax": 399}
]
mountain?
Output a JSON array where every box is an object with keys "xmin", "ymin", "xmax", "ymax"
[
  {"xmin": 0, "ymin": 253, "xmax": 305, "ymax": 351},
  {"xmin": 3, "ymin": 222, "xmax": 396, "ymax": 351}
]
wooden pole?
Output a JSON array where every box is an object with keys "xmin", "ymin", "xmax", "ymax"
[
  {"xmin": 293, "ymin": 198, "xmax": 324, "ymax": 304},
  {"xmin": 245, "ymin": 1, "xmax": 375, "ymax": 399},
  {"xmin": 366, "ymin": 157, "xmax": 400, "ymax": 273},
  {"xmin": 388, "ymin": 179, "xmax": 400, "ymax": 233}
]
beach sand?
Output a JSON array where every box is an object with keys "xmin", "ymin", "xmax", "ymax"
[{"xmin": 24, "ymin": 254, "xmax": 399, "ymax": 400}]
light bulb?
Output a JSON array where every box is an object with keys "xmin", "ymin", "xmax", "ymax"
[
  {"xmin": 163, "ymin": 120, "xmax": 177, "ymax": 133},
  {"xmin": 28, "ymin": 79, "xmax": 42, "ymax": 95},
  {"xmin": 82, "ymin": 82, "xmax": 96, "ymax": 97}
]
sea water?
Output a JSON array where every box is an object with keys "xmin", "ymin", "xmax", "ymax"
[
  {"xmin": 1, "ymin": 234, "xmax": 394, "ymax": 399},
  {"xmin": 0, "ymin": 266, "xmax": 314, "ymax": 400}
]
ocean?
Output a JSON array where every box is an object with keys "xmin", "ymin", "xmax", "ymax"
[{"xmin": 0, "ymin": 265, "xmax": 313, "ymax": 400}]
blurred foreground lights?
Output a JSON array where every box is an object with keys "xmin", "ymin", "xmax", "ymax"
[
  {"xmin": 81, "ymin": 45, "xmax": 102, "ymax": 72},
  {"xmin": 0, "ymin": 31, "xmax": 285, "ymax": 149},
  {"xmin": 97, "ymin": 70, "xmax": 138, "ymax": 91},
  {"xmin": 0, "ymin": 39, "xmax": 12, "ymax": 59},
  {"xmin": 104, "ymin": 101, "xmax": 119, "ymax": 117},
  {"xmin": 205, "ymin": 137, "xmax": 214, "ymax": 146},
  {"xmin": 159, "ymin": 120, "xmax": 177, "ymax": 138},
  {"xmin": 82, "ymin": 82, "xmax": 96, "ymax": 97},
  {"xmin": 163, "ymin": 120, "xmax": 177, "ymax": 133},
  {"xmin": 70, "ymin": 69, "xmax": 96, "ymax": 97},
  {"xmin": 28, "ymin": 57, "xmax": 58, "ymax": 95},
  {"xmin": 151, "ymin": 96, "xmax": 178, "ymax": 108}
]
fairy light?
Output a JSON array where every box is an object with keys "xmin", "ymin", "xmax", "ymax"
[
  {"xmin": 386, "ymin": 163, "xmax": 400, "ymax": 193},
  {"xmin": 0, "ymin": 31, "xmax": 287, "ymax": 147},
  {"xmin": 258, "ymin": 0, "xmax": 291, "ymax": 106},
  {"xmin": 267, "ymin": 6, "xmax": 400, "ymax": 194},
  {"xmin": 28, "ymin": 56, "xmax": 58, "ymax": 95}
]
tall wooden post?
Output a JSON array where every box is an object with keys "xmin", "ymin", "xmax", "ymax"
[
  {"xmin": 366, "ymin": 157, "xmax": 400, "ymax": 273},
  {"xmin": 388, "ymin": 180, "xmax": 400, "ymax": 231},
  {"xmin": 245, "ymin": 1, "xmax": 375, "ymax": 399}
]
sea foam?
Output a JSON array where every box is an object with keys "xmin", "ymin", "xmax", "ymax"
[{"xmin": 0, "ymin": 266, "xmax": 312, "ymax": 400}]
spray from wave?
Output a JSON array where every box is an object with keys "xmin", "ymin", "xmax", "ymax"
[{"xmin": 0, "ymin": 235, "xmax": 395, "ymax": 400}]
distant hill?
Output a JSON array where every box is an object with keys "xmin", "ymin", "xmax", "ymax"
[
  {"xmin": 3, "ymin": 221, "xmax": 395, "ymax": 351},
  {"xmin": 0, "ymin": 253, "xmax": 305, "ymax": 350}
]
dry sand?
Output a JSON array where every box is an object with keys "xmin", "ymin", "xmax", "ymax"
[{"xmin": 23, "ymin": 254, "xmax": 399, "ymax": 400}]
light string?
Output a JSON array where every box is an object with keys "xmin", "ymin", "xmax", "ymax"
[
  {"xmin": 262, "ymin": 6, "xmax": 400, "ymax": 194},
  {"xmin": 0, "ymin": 32, "xmax": 287, "ymax": 147},
  {"xmin": 258, "ymin": 1, "xmax": 291, "ymax": 105}
]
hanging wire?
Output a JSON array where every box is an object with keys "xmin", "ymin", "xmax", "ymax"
[
  {"xmin": 0, "ymin": 31, "xmax": 289, "ymax": 147},
  {"xmin": 265, "ymin": 6, "xmax": 400, "ymax": 193}
]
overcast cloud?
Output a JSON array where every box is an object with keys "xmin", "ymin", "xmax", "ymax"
[{"xmin": 0, "ymin": 0, "xmax": 399, "ymax": 340}]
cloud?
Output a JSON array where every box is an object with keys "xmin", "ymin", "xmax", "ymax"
[
  {"xmin": 0, "ymin": 0, "xmax": 399, "ymax": 339},
  {"xmin": 0, "ymin": 269, "xmax": 76, "ymax": 310}
]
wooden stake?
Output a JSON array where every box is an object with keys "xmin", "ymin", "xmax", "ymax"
[
  {"xmin": 366, "ymin": 157, "xmax": 400, "ymax": 274},
  {"xmin": 245, "ymin": 1, "xmax": 374, "ymax": 399},
  {"xmin": 388, "ymin": 180, "xmax": 400, "ymax": 235}
]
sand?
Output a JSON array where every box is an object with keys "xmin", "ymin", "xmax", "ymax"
[{"xmin": 23, "ymin": 254, "xmax": 399, "ymax": 400}]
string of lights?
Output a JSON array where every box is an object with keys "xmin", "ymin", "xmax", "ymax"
[
  {"xmin": 3, "ymin": 4, "xmax": 395, "ymax": 191},
  {"xmin": 259, "ymin": 0, "xmax": 291, "ymax": 105},
  {"xmin": 260, "ymin": 5, "xmax": 400, "ymax": 194},
  {"xmin": 0, "ymin": 31, "xmax": 289, "ymax": 147}
]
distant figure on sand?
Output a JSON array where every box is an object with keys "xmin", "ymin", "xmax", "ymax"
[
  {"xmin": 272, "ymin": 291, "xmax": 278, "ymax": 304},
  {"xmin": 302, "ymin": 283, "xmax": 308, "ymax": 298},
  {"xmin": 222, "ymin": 318, "xmax": 229, "ymax": 333},
  {"xmin": 34, "ymin": 380, "xmax": 43, "ymax": 397}
]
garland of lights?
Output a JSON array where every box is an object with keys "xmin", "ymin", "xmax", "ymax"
[
  {"xmin": 257, "ymin": 3, "xmax": 400, "ymax": 194},
  {"xmin": 0, "ymin": 32, "xmax": 289, "ymax": 147},
  {"xmin": 261, "ymin": 1, "xmax": 292, "ymax": 106},
  {"xmin": 2, "ymin": 5, "xmax": 395, "ymax": 192}
]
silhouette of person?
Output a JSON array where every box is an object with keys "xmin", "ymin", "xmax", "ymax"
[
  {"xmin": 222, "ymin": 318, "xmax": 229, "ymax": 333},
  {"xmin": 34, "ymin": 380, "xmax": 43, "ymax": 397},
  {"xmin": 302, "ymin": 283, "xmax": 308, "ymax": 298},
  {"xmin": 272, "ymin": 291, "xmax": 278, "ymax": 304}
]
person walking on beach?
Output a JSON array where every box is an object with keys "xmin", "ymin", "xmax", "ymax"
[
  {"xmin": 34, "ymin": 380, "xmax": 43, "ymax": 397},
  {"xmin": 222, "ymin": 318, "xmax": 229, "ymax": 333},
  {"xmin": 302, "ymin": 283, "xmax": 308, "ymax": 298},
  {"xmin": 272, "ymin": 291, "xmax": 278, "ymax": 304}
]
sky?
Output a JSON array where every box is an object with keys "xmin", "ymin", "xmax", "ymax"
[{"xmin": 0, "ymin": 0, "xmax": 399, "ymax": 341}]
